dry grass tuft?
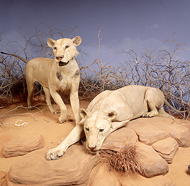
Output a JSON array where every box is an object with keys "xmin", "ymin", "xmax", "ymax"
[{"xmin": 99, "ymin": 144, "xmax": 144, "ymax": 175}]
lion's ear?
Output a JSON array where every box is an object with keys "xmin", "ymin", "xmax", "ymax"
[
  {"xmin": 78, "ymin": 109, "xmax": 87, "ymax": 125},
  {"xmin": 80, "ymin": 109, "xmax": 87, "ymax": 119},
  {"xmin": 106, "ymin": 111, "xmax": 117, "ymax": 121},
  {"xmin": 47, "ymin": 38, "xmax": 56, "ymax": 48},
  {"xmin": 72, "ymin": 36, "xmax": 82, "ymax": 46}
]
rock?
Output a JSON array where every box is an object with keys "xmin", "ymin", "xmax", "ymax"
[
  {"xmin": 101, "ymin": 128, "xmax": 138, "ymax": 151},
  {"xmin": 126, "ymin": 117, "xmax": 190, "ymax": 148},
  {"xmin": 87, "ymin": 164, "xmax": 120, "ymax": 186},
  {"xmin": 151, "ymin": 118, "xmax": 190, "ymax": 147},
  {"xmin": 136, "ymin": 142, "xmax": 169, "ymax": 178},
  {"xmin": 152, "ymin": 137, "xmax": 179, "ymax": 163},
  {"xmin": 88, "ymin": 164, "xmax": 175, "ymax": 186},
  {"xmin": 3, "ymin": 135, "xmax": 44, "ymax": 158},
  {"xmin": 126, "ymin": 118, "xmax": 169, "ymax": 145},
  {"xmin": 0, "ymin": 171, "xmax": 6, "ymax": 186},
  {"xmin": 7, "ymin": 143, "xmax": 99, "ymax": 186}
]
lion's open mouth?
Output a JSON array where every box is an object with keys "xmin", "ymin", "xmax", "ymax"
[{"xmin": 59, "ymin": 61, "xmax": 69, "ymax": 66}]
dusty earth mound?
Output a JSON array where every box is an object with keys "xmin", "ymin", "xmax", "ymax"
[{"xmin": 0, "ymin": 101, "xmax": 190, "ymax": 186}]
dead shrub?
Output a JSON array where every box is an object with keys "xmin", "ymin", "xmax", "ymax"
[{"xmin": 0, "ymin": 27, "xmax": 189, "ymax": 119}]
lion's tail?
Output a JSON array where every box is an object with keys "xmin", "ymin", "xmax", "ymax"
[
  {"xmin": 164, "ymin": 99, "xmax": 189, "ymax": 114},
  {"xmin": 1, "ymin": 52, "xmax": 29, "ymax": 63}
]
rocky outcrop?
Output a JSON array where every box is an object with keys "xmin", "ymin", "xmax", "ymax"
[
  {"xmin": 152, "ymin": 137, "xmax": 179, "ymax": 163},
  {"xmin": 127, "ymin": 118, "xmax": 170, "ymax": 145},
  {"xmin": 127, "ymin": 117, "xmax": 190, "ymax": 147},
  {"xmin": 101, "ymin": 128, "xmax": 138, "ymax": 151},
  {"xmin": 6, "ymin": 144, "xmax": 99, "ymax": 186},
  {"xmin": 87, "ymin": 164, "xmax": 120, "ymax": 186},
  {"xmin": 6, "ymin": 118, "xmax": 190, "ymax": 185},
  {"xmin": 87, "ymin": 163, "xmax": 175, "ymax": 186},
  {"xmin": 3, "ymin": 135, "xmax": 44, "ymax": 158},
  {"xmin": 136, "ymin": 142, "xmax": 169, "ymax": 177}
]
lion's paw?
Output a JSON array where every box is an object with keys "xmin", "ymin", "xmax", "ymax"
[
  {"xmin": 142, "ymin": 111, "xmax": 157, "ymax": 118},
  {"xmin": 46, "ymin": 147, "xmax": 65, "ymax": 160},
  {"xmin": 59, "ymin": 116, "xmax": 67, "ymax": 123},
  {"xmin": 27, "ymin": 106, "xmax": 35, "ymax": 111},
  {"xmin": 142, "ymin": 113, "xmax": 152, "ymax": 118},
  {"xmin": 52, "ymin": 110, "xmax": 60, "ymax": 115}
]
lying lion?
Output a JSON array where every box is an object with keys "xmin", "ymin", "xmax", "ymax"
[
  {"xmin": 1, "ymin": 36, "xmax": 82, "ymax": 124},
  {"xmin": 46, "ymin": 85, "xmax": 178, "ymax": 160}
]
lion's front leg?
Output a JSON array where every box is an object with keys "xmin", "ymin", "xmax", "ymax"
[
  {"xmin": 70, "ymin": 88, "xmax": 80, "ymax": 124},
  {"xmin": 46, "ymin": 124, "xmax": 84, "ymax": 160}
]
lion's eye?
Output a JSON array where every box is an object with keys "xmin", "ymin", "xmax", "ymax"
[
  {"xmin": 99, "ymin": 129, "xmax": 104, "ymax": 132},
  {"xmin": 65, "ymin": 45, "xmax": 70, "ymax": 49},
  {"xmin": 53, "ymin": 47, "xmax": 57, "ymax": 50},
  {"xmin": 85, "ymin": 127, "xmax": 89, "ymax": 132}
]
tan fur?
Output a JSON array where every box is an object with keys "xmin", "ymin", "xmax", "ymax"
[
  {"xmin": 2, "ymin": 36, "xmax": 82, "ymax": 124},
  {"xmin": 46, "ymin": 85, "xmax": 174, "ymax": 160}
]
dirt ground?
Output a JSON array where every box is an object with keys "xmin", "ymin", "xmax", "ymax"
[{"xmin": 0, "ymin": 99, "xmax": 190, "ymax": 186}]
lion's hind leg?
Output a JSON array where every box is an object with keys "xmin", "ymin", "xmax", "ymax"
[
  {"xmin": 25, "ymin": 78, "xmax": 35, "ymax": 110},
  {"xmin": 43, "ymin": 87, "xmax": 58, "ymax": 114},
  {"xmin": 142, "ymin": 88, "xmax": 162, "ymax": 118},
  {"xmin": 142, "ymin": 101, "xmax": 159, "ymax": 118}
]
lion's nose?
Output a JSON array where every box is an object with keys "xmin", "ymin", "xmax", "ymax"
[
  {"xmin": 56, "ymin": 55, "xmax": 64, "ymax": 61},
  {"xmin": 88, "ymin": 145, "xmax": 97, "ymax": 151}
]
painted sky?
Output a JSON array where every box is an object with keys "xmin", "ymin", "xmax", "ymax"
[{"xmin": 0, "ymin": 0, "xmax": 190, "ymax": 66}]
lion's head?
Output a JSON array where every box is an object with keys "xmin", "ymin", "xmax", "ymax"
[
  {"xmin": 79, "ymin": 109, "xmax": 117, "ymax": 153},
  {"xmin": 47, "ymin": 36, "xmax": 82, "ymax": 65}
]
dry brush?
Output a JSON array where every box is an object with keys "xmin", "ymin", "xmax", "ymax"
[{"xmin": 0, "ymin": 27, "xmax": 189, "ymax": 118}]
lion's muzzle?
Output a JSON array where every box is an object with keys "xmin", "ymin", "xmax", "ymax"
[
  {"xmin": 88, "ymin": 145, "xmax": 97, "ymax": 151},
  {"xmin": 56, "ymin": 55, "xmax": 64, "ymax": 61}
]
